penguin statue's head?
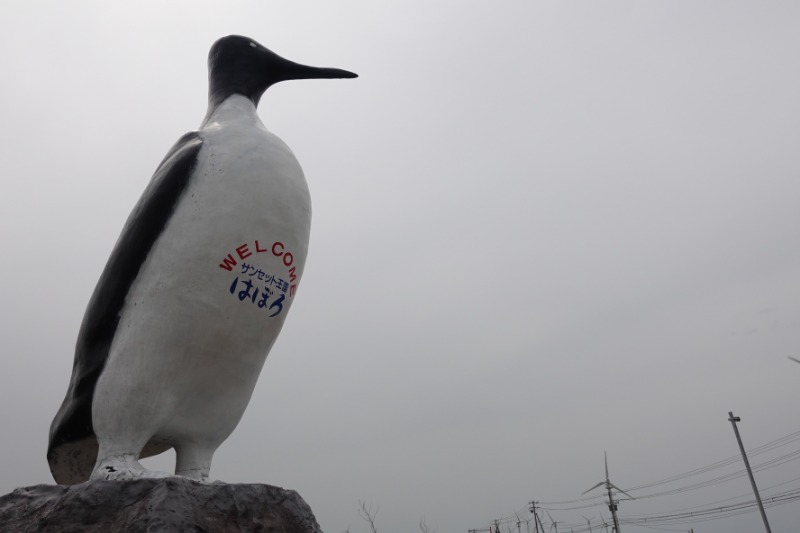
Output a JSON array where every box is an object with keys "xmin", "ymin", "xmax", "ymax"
[{"xmin": 207, "ymin": 35, "xmax": 357, "ymax": 111}]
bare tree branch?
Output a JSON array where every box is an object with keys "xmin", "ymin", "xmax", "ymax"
[
  {"xmin": 419, "ymin": 516, "xmax": 437, "ymax": 533},
  {"xmin": 358, "ymin": 500, "xmax": 379, "ymax": 533}
]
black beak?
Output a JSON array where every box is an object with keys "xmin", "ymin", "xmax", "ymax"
[{"xmin": 271, "ymin": 54, "xmax": 358, "ymax": 83}]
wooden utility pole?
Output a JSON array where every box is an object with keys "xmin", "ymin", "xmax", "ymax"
[
  {"xmin": 528, "ymin": 501, "xmax": 542, "ymax": 533},
  {"xmin": 728, "ymin": 412, "xmax": 772, "ymax": 533}
]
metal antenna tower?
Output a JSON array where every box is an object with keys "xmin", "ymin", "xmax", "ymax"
[{"xmin": 581, "ymin": 453, "xmax": 634, "ymax": 533}]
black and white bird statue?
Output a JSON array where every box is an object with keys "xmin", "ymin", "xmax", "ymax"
[{"xmin": 48, "ymin": 35, "xmax": 357, "ymax": 484}]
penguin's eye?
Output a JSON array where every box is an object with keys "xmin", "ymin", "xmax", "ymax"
[{"xmin": 249, "ymin": 42, "xmax": 257, "ymax": 48}]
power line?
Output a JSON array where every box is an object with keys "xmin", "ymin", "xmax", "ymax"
[
  {"xmin": 619, "ymin": 487, "xmax": 800, "ymax": 528},
  {"xmin": 524, "ymin": 489, "xmax": 800, "ymax": 533},
  {"xmin": 625, "ymin": 429, "xmax": 800, "ymax": 493},
  {"xmin": 623, "ymin": 474, "xmax": 800, "ymax": 519},
  {"xmin": 538, "ymin": 428, "xmax": 800, "ymax": 507},
  {"xmin": 472, "ymin": 427, "xmax": 800, "ymax": 532},
  {"xmin": 538, "ymin": 434, "xmax": 800, "ymax": 513},
  {"xmin": 625, "ymin": 448, "xmax": 800, "ymax": 501}
]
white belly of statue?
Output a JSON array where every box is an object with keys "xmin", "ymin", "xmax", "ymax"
[{"xmin": 91, "ymin": 120, "xmax": 311, "ymax": 462}]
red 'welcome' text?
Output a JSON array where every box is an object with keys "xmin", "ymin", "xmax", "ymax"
[{"xmin": 219, "ymin": 240, "xmax": 299, "ymax": 296}]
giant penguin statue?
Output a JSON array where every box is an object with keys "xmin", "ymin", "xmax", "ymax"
[{"xmin": 48, "ymin": 35, "xmax": 357, "ymax": 484}]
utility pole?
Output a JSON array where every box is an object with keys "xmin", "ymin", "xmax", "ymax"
[
  {"xmin": 536, "ymin": 513, "xmax": 545, "ymax": 533},
  {"xmin": 608, "ymin": 485, "xmax": 620, "ymax": 533},
  {"xmin": 728, "ymin": 412, "xmax": 772, "ymax": 533},
  {"xmin": 528, "ymin": 502, "xmax": 542, "ymax": 533}
]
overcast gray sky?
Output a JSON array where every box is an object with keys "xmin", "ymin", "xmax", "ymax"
[{"xmin": 2, "ymin": 2, "xmax": 799, "ymax": 532}]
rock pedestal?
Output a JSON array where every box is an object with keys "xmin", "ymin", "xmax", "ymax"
[{"xmin": 0, "ymin": 478, "xmax": 322, "ymax": 532}]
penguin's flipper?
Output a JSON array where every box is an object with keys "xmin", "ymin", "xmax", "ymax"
[{"xmin": 47, "ymin": 131, "xmax": 204, "ymax": 484}]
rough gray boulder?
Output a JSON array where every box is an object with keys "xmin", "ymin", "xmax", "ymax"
[{"xmin": 0, "ymin": 477, "xmax": 322, "ymax": 532}]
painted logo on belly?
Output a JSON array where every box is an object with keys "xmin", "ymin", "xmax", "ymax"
[{"xmin": 217, "ymin": 240, "xmax": 299, "ymax": 318}]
